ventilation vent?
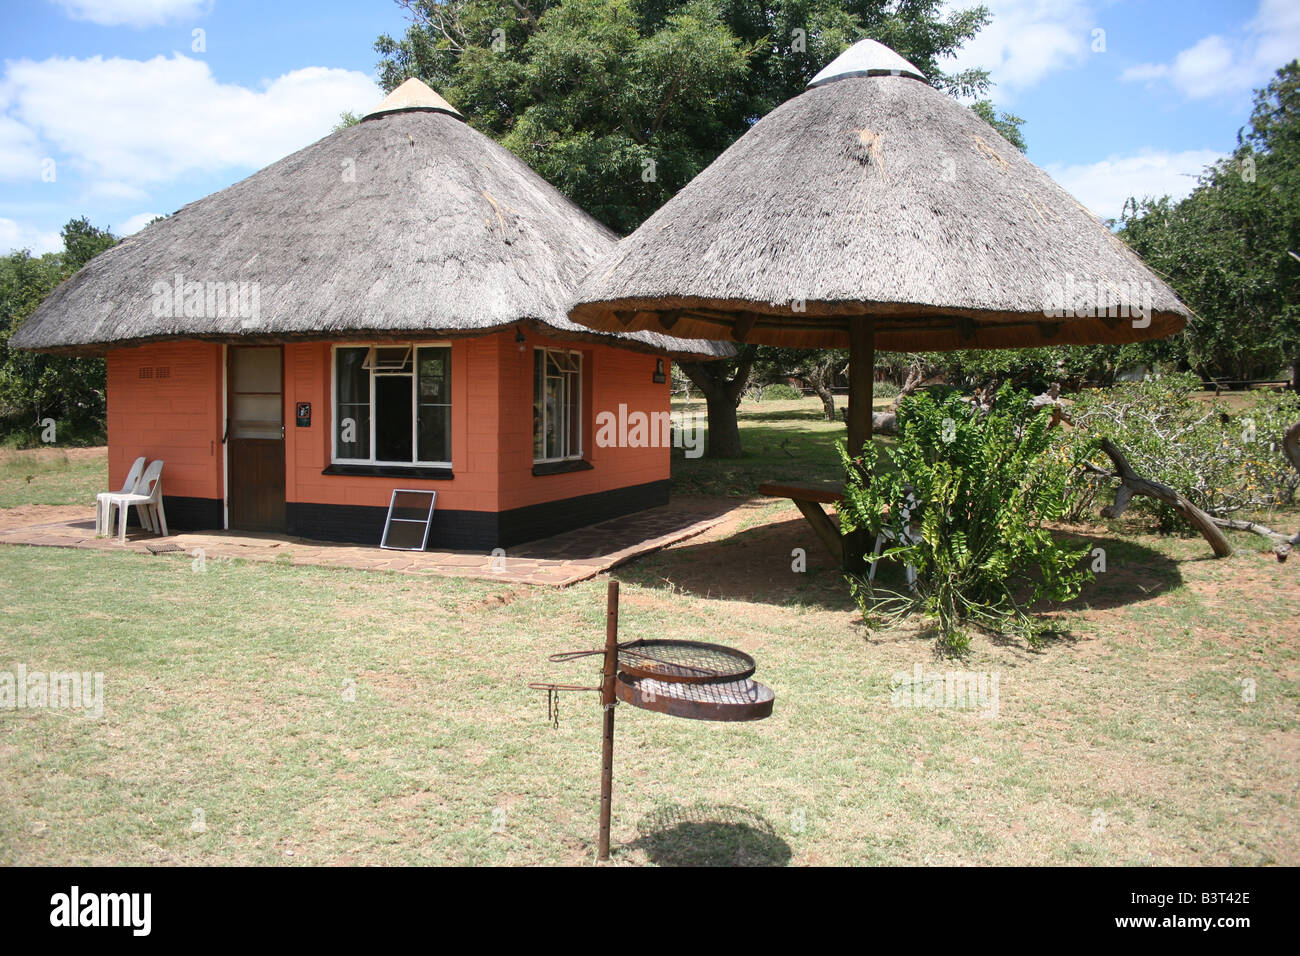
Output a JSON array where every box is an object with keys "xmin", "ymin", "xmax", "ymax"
[
  {"xmin": 138, "ymin": 367, "xmax": 153, "ymax": 379},
  {"xmin": 155, "ymin": 367, "xmax": 170, "ymax": 379}
]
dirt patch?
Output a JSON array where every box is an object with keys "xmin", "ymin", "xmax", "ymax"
[
  {"xmin": 0, "ymin": 446, "xmax": 106, "ymax": 465},
  {"xmin": 0, "ymin": 505, "xmax": 95, "ymax": 531}
]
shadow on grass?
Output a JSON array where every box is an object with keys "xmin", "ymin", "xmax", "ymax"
[
  {"xmin": 628, "ymin": 803, "xmax": 791, "ymax": 867},
  {"xmin": 621, "ymin": 514, "xmax": 1184, "ymax": 624},
  {"xmin": 618, "ymin": 514, "xmax": 858, "ymax": 611},
  {"xmin": 1052, "ymin": 529, "xmax": 1184, "ymax": 612}
]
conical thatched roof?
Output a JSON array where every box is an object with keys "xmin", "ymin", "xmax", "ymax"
[
  {"xmin": 569, "ymin": 41, "xmax": 1189, "ymax": 351},
  {"xmin": 11, "ymin": 79, "xmax": 730, "ymax": 360}
]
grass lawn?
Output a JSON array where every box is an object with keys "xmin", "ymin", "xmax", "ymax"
[
  {"xmin": 669, "ymin": 395, "xmax": 895, "ymax": 495},
  {"xmin": 1, "ymin": 399, "xmax": 1297, "ymax": 866},
  {"xmin": 0, "ymin": 446, "xmax": 105, "ymax": 510}
]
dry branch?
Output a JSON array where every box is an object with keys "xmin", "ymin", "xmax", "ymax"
[{"xmin": 1089, "ymin": 437, "xmax": 1233, "ymax": 557}]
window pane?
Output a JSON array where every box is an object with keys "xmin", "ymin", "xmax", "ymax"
[
  {"xmin": 416, "ymin": 347, "xmax": 451, "ymax": 463},
  {"xmin": 336, "ymin": 347, "xmax": 370, "ymax": 458},
  {"xmin": 375, "ymin": 374, "xmax": 413, "ymax": 462},
  {"xmin": 232, "ymin": 347, "xmax": 281, "ymax": 392},
  {"xmin": 545, "ymin": 371, "xmax": 564, "ymax": 459}
]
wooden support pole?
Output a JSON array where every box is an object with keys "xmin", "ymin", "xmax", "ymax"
[
  {"xmin": 847, "ymin": 317, "xmax": 874, "ymax": 457},
  {"xmin": 597, "ymin": 580, "xmax": 619, "ymax": 862}
]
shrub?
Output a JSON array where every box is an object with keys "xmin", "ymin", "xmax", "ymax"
[
  {"xmin": 839, "ymin": 386, "xmax": 1093, "ymax": 653},
  {"xmin": 1063, "ymin": 374, "xmax": 1300, "ymax": 527},
  {"xmin": 760, "ymin": 383, "xmax": 803, "ymax": 401}
]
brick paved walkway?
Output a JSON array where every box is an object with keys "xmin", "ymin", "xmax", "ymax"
[{"xmin": 0, "ymin": 498, "xmax": 739, "ymax": 587}]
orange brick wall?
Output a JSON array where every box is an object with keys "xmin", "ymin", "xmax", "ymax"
[
  {"xmin": 497, "ymin": 331, "xmax": 670, "ymax": 511},
  {"xmin": 106, "ymin": 343, "xmax": 224, "ymax": 501},
  {"xmin": 106, "ymin": 333, "xmax": 672, "ymax": 520}
]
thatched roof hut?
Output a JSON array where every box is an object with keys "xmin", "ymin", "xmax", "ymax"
[
  {"xmin": 12, "ymin": 78, "xmax": 729, "ymax": 361},
  {"xmin": 569, "ymin": 40, "xmax": 1189, "ymax": 352},
  {"xmin": 11, "ymin": 79, "xmax": 727, "ymax": 550}
]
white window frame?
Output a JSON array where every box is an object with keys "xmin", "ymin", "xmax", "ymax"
[
  {"xmin": 533, "ymin": 347, "xmax": 583, "ymax": 464},
  {"xmin": 331, "ymin": 342, "xmax": 452, "ymax": 467}
]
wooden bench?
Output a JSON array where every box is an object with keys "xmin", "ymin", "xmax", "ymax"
[{"xmin": 757, "ymin": 480, "xmax": 850, "ymax": 567}]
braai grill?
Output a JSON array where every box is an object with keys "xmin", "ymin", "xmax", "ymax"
[{"xmin": 530, "ymin": 581, "xmax": 775, "ymax": 861}]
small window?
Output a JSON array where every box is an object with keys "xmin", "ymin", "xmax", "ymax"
[
  {"xmin": 534, "ymin": 348, "xmax": 582, "ymax": 463},
  {"xmin": 363, "ymin": 346, "xmax": 412, "ymax": 372},
  {"xmin": 333, "ymin": 344, "xmax": 450, "ymax": 466}
]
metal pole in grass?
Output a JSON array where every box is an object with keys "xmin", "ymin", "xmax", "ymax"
[{"xmin": 597, "ymin": 580, "xmax": 619, "ymax": 862}]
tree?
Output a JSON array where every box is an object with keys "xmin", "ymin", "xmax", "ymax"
[
  {"xmin": 755, "ymin": 346, "xmax": 846, "ymax": 420},
  {"xmin": 376, "ymin": 0, "xmax": 1011, "ymax": 454},
  {"xmin": 1118, "ymin": 61, "xmax": 1300, "ymax": 389},
  {"xmin": 0, "ymin": 218, "xmax": 118, "ymax": 442}
]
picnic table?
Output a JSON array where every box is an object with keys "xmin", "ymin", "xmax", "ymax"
[{"xmin": 758, "ymin": 479, "xmax": 865, "ymax": 571}]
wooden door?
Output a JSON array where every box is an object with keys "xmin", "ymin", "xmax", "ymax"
[{"xmin": 227, "ymin": 346, "xmax": 286, "ymax": 532}]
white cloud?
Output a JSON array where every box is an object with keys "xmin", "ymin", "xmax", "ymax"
[
  {"xmin": 50, "ymin": 0, "xmax": 210, "ymax": 28},
  {"xmin": 0, "ymin": 114, "xmax": 47, "ymax": 182},
  {"xmin": 1121, "ymin": 0, "xmax": 1300, "ymax": 99},
  {"xmin": 1045, "ymin": 148, "xmax": 1225, "ymax": 221},
  {"xmin": 944, "ymin": 0, "xmax": 1096, "ymax": 95},
  {"xmin": 3, "ymin": 55, "xmax": 380, "ymax": 186},
  {"xmin": 0, "ymin": 218, "xmax": 64, "ymax": 256},
  {"xmin": 118, "ymin": 211, "xmax": 163, "ymax": 234}
]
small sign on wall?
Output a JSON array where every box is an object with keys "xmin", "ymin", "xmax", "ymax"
[{"xmin": 296, "ymin": 402, "xmax": 312, "ymax": 427}]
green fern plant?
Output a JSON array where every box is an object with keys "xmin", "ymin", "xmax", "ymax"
[{"xmin": 839, "ymin": 385, "xmax": 1093, "ymax": 653}]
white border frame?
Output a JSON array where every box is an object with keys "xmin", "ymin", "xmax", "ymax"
[{"xmin": 533, "ymin": 346, "xmax": 584, "ymax": 465}]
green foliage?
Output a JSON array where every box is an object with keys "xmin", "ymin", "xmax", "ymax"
[
  {"xmin": 970, "ymin": 99, "xmax": 1025, "ymax": 151},
  {"xmin": 760, "ymin": 382, "xmax": 803, "ymax": 401},
  {"xmin": 0, "ymin": 218, "xmax": 117, "ymax": 444},
  {"xmin": 1118, "ymin": 60, "xmax": 1300, "ymax": 384},
  {"xmin": 333, "ymin": 110, "xmax": 362, "ymax": 131},
  {"xmin": 839, "ymin": 386, "xmax": 1092, "ymax": 652},
  {"xmin": 1063, "ymin": 374, "xmax": 1300, "ymax": 527},
  {"xmin": 376, "ymin": 0, "xmax": 1001, "ymax": 234}
]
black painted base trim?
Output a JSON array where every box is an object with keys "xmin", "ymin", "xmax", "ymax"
[
  {"xmin": 153, "ymin": 496, "xmax": 223, "ymax": 532},
  {"xmin": 150, "ymin": 482, "xmax": 670, "ymax": 552},
  {"xmin": 285, "ymin": 501, "xmax": 496, "ymax": 551},
  {"xmin": 497, "ymin": 479, "xmax": 669, "ymax": 548}
]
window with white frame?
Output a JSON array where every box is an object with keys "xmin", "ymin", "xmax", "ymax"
[
  {"xmin": 533, "ymin": 348, "xmax": 582, "ymax": 462},
  {"xmin": 333, "ymin": 344, "xmax": 451, "ymax": 465}
]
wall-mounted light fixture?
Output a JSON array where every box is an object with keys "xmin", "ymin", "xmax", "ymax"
[
  {"xmin": 653, "ymin": 358, "xmax": 667, "ymax": 384},
  {"xmin": 515, "ymin": 327, "xmax": 527, "ymax": 352}
]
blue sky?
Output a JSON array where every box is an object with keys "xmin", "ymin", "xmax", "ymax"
[{"xmin": 1, "ymin": 0, "xmax": 1296, "ymax": 254}]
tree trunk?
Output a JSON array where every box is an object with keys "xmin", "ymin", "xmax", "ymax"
[
  {"xmin": 677, "ymin": 351, "xmax": 754, "ymax": 459},
  {"xmin": 703, "ymin": 393, "xmax": 744, "ymax": 457},
  {"xmin": 812, "ymin": 383, "xmax": 836, "ymax": 421},
  {"xmin": 1090, "ymin": 437, "xmax": 1233, "ymax": 557}
]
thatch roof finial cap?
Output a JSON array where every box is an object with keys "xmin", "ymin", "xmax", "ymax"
[
  {"xmin": 363, "ymin": 77, "xmax": 464, "ymax": 121},
  {"xmin": 807, "ymin": 38, "xmax": 927, "ymax": 89}
]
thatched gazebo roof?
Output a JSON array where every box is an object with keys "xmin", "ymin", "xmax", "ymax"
[
  {"xmin": 568, "ymin": 39, "xmax": 1190, "ymax": 353},
  {"xmin": 11, "ymin": 78, "xmax": 731, "ymax": 361}
]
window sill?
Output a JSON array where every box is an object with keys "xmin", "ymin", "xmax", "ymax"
[
  {"xmin": 532, "ymin": 459, "xmax": 593, "ymax": 477},
  {"xmin": 323, "ymin": 464, "xmax": 454, "ymax": 480}
]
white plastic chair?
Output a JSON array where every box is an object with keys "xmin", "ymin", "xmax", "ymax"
[
  {"xmin": 96, "ymin": 456, "xmax": 146, "ymax": 536},
  {"xmin": 106, "ymin": 460, "xmax": 167, "ymax": 545}
]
